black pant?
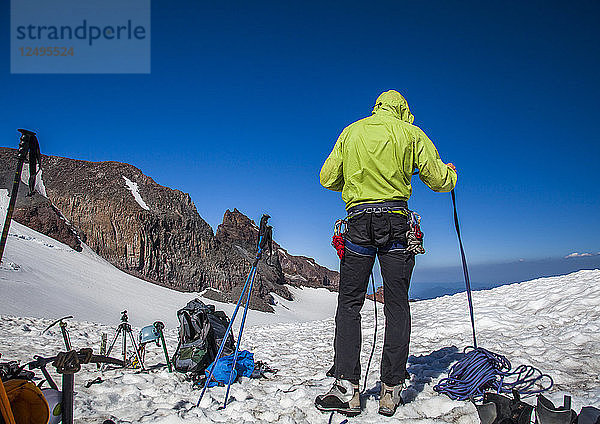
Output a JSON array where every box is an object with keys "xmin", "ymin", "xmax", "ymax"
[{"xmin": 333, "ymin": 211, "xmax": 415, "ymax": 386}]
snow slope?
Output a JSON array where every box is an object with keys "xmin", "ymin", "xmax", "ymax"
[{"xmin": 0, "ymin": 189, "xmax": 338, "ymax": 328}]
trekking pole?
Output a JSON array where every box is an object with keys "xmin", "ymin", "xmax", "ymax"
[
  {"xmin": 0, "ymin": 129, "xmax": 38, "ymax": 264},
  {"xmin": 196, "ymin": 263, "xmax": 255, "ymax": 405},
  {"xmin": 222, "ymin": 266, "xmax": 258, "ymax": 407},
  {"xmin": 197, "ymin": 214, "xmax": 272, "ymax": 408},
  {"xmin": 451, "ymin": 189, "xmax": 477, "ymax": 347}
]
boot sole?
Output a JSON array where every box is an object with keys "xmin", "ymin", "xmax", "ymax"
[
  {"xmin": 379, "ymin": 406, "xmax": 397, "ymax": 417},
  {"xmin": 315, "ymin": 404, "xmax": 361, "ymax": 417}
]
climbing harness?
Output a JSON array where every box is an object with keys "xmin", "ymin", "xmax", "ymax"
[
  {"xmin": 330, "ymin": 206, "xmax": 425, "ymax": 259},
  {"xmin": 433, "ymin": 190, "xmax": 553, "ymax": 401}
]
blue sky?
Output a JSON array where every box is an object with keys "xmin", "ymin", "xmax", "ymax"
[{"xmin": 1, "ymin": 1, "xmax": 599, "ymax": 275}]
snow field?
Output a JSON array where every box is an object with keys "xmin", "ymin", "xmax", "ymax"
[{"xmin": 2, "ymin": 268, "xmax": 599, "ymax": 423}]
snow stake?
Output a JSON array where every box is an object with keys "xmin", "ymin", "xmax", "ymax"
[
  {"xmin": 0, "ymin": 129, "xmax": 41, "ymax": 264},
  {"xmin": 154, "ymin": 321, "xmax": 173, "ymax": 372},
  {"xmin": 197, "ymin": 214, "xmax": 273, "ymax": 409}
]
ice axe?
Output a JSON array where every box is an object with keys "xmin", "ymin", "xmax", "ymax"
[{"xmin": 43, "ymin": 315, "xmax": 74, "ymax": 350}]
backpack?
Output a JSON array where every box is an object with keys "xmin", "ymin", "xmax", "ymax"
[
  {"xmin": 172, "ymin": 299, "xmax": 235, "ymax": 374},
  {"xmin": 1, "ymin": 379, "xmax": 50, "ymax": 424}
]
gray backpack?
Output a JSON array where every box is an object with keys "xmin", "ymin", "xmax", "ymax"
[{"xmin": 172, "ymin": 299, "xmax": 235, "ymax": 374}]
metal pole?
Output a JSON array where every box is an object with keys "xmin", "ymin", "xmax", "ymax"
[
  {"xmin": 0, "ymin": 129, "xmax": 38, "ymax": 264},
  {"xmin": 0, "ymin": 156, "xmax": 25, "ymax": 263},
  {"xmin": 154, "ymin": 321, "xmax": 172, "ymax": 372},
  {"xmin": 223, "ymin": 265, "xmax": 257, "ymax": 407},
  {"xmin": 62, "ymin": 374, "xmax": 74, "ymax": 424},
  {"xmin": 451, "ymin": 189, "xmax": 477, "ymax": 348},
  {"xmin": 59, "ymin": 321, "xmax": 72, "ymax": 350}
]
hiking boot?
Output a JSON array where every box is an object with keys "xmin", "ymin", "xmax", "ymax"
[
  {"xmin": 315, "ymin": 379, "xmax": 361, "ymax": 416},
  {"xmin": 536, "ymin": 395, "xmax": 577, "ymax": 424},
  {"xmin": 379, "ymin": 382, "xmax": 404, "ymax": 416}
]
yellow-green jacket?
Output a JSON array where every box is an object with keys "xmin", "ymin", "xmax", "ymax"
[{"xmin": 320, "ymin": 90, "xmax": 457, "ymax": 210}]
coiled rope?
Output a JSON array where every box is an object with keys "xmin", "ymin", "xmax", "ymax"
[
  {"xmin": 433, "ymin": 346, "xmax": 554, "ymax": 400},
  {"xmin": 433, "ymin": 190, "xmax": 553, "ymax": 400}
]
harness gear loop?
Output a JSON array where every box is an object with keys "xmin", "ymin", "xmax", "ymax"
[
  {"xmin": 331, "ymin": 219, "xmax": 346, "ymax": 260},
  {"xmin": 406, "ymin": 211, "xmax": 426, "ymax": 255}
]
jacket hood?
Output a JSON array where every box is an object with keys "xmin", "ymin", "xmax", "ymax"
[{"xmin": 372, "ymin": 90, "xmax": 414, "ymax": 124}]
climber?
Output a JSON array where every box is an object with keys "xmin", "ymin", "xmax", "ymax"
[{"xmin": 315, "ymin": 90, "xmax": 457, "ymax": 417}]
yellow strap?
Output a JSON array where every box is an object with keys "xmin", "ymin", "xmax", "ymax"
[{"xmin": 0, "ymin": 380, "xmax": 17, "ymax": 424}]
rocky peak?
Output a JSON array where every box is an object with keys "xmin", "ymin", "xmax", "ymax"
[
  {"xmin": 216, "ymin": 208, "xmax": 258, "ymax": 247},
  {"xmin": 1, "ymin": 147, "xmax": 339, "ymax": 312},
  {"xmin": 366, "ymin": 286, "xmax": 385, "ymax": 303}
]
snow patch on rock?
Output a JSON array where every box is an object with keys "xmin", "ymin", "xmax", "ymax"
[
  {"xmin": 20, "ymin": 163, "xmax": 47, "ymax": 197},
  {"xmin": 123, "ymin": 176, "xmax": 150, "ymax": 211}
]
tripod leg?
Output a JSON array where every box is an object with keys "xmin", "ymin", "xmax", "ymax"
[
  {"xmin": 127, "ymin": 328, "xmax": 146, "ymax": 371},
  {"xmin": 122, "ymin": 326, "xmax": 127, "ymax": 367},
  {"xmin": 223, "ymin": 266, "xmax": 257, "ymax": 408},
  {"xmin": 102, "ymin": 327, "xmax": 121, "ymax": 371}
]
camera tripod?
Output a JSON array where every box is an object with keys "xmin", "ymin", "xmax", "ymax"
[{"xmin": 103, "ymin": 311, "xmax": 146, "ymax": 371}]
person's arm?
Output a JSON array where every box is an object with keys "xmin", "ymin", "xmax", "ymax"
[
  {"xmin": 414, "ymin": 128, "xmax": 457, "ymax": 192},
  {"xmin": 319, "ymin": 129, "xmax": 347, "ymax": 192}
]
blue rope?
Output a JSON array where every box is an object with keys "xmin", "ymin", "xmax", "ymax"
[
  {"xmin": 435, "ymin": 191, "xmax": 553, "ymax": 401},
  {"xmin": 433, "ymin": 346, "xmax": 554, "ymax": 401}
]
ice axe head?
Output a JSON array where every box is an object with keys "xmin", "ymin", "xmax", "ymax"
[
  {"xmin": 42, "ymin": 316, "xmax": 73, "ymax": 334},
  {"xmin": 17, "ymin": 128, "xmax": 36, "ymax": 158}
]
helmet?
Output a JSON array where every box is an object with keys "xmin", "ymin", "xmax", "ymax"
[
  {"xmin": 139, "ymin": 325, "xmax": 160, "ymax": 345},
  {"xmin": 42, "ymin": 388, "xmax": 62, "ymax": 424}
]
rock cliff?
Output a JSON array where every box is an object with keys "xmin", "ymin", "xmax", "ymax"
[{"xmin": 0, "ymin": 147, "xmax": 339, "ymax": 311}]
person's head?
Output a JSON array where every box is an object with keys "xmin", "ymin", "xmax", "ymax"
[{"xmin": 372, "ymin": 90, "xmax": 414, "ymax": 124}]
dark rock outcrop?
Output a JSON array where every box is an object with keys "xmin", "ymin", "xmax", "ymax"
[
  {"xmin": 0, "ymin": 147, "xmax": 339, "ymax": 311},
  {"xmin": 0, "ymin": 149, "xmax": 81, "ymax": 251},
  {"xmin": 366, "ymin": 286, "xmax": 385, "ymax": 303}
]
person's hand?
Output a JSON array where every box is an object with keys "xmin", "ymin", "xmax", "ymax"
[{"xmin": 447, "ymin": 163, "xmax": 457, "ymax": 172}]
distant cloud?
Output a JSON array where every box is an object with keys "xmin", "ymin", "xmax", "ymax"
[{"xmin": 565, "ymin": 252, "xmax": 594, "ymax": 259}]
